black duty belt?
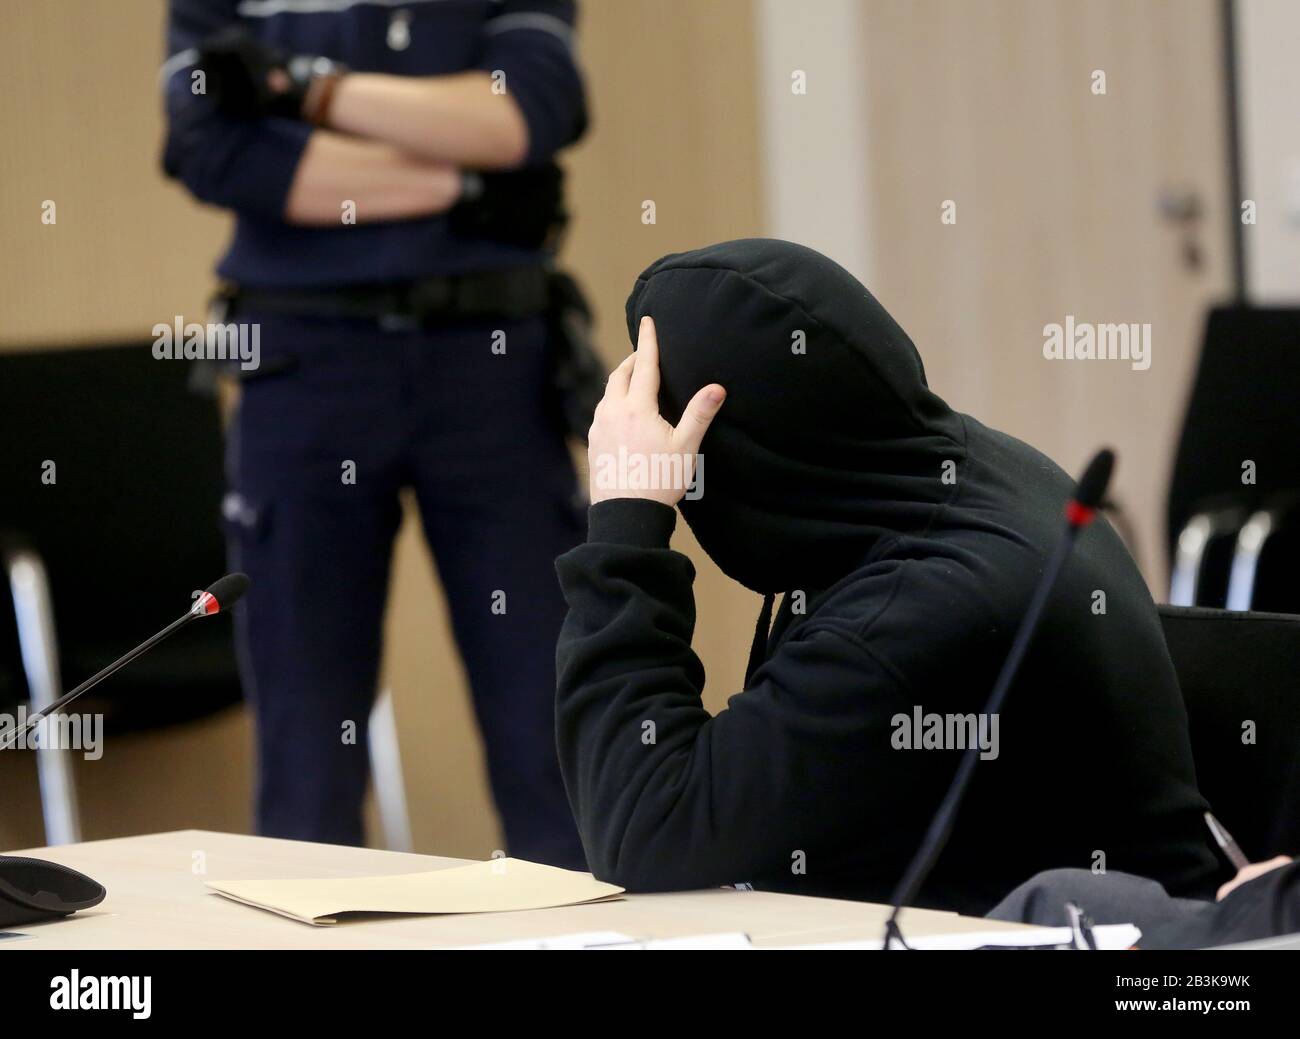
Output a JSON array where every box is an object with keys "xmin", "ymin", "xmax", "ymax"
[{"xmin": 217, "ymin": 267, "xmax": 551, "ymax": 330}]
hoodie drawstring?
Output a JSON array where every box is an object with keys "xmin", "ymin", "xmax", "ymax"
[{"xmin": 744, "ymin": 592, "xmax": 777, "ymax": 687}]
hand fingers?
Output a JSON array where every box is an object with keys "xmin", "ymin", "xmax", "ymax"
[
  {"xmin": 671, "ymin": 383, "xmax": 726, "ymax": 456},
  {"xmin": 604, "ymin": 352, "xmax": 636, "ymax": 399},
  {"xmin": 628, "ymin": 316, "xmax": 661, "ymax": 405},
  {"xmin": 1217, "ymin": 855, "xmax": 1293, "ymax": 901}
]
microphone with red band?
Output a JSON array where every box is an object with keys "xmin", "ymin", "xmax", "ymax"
[
  {"xmin": 190, "ymin": 572, "xmax": 250, "ymax": 618},
  {"xmin": 884, "ymin": 449, "xmax": 1116, "ymax": 947},
  {"xmin": 0, "ymin": 573, "xmax": 250, "ymax": 752},
  {"xmin": 1064, "ymin": 448, "xmax": 1115, "ymax": 529}
]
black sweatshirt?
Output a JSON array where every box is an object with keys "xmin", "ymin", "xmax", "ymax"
[{"xmin": 555, "ymin": 239, "xmax": 1222, "ymax": 915}]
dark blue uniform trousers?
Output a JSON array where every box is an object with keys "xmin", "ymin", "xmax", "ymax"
[{"xmin": 224, "ymin": 309, "xmax": 586, "ymax": 868}]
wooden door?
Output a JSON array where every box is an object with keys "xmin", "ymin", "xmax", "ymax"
[{"xmin": 857, "ymin": 0, "xmax": 1231, "ymax": 587}]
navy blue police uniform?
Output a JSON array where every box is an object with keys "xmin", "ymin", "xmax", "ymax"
[{"xmin": 162, "ymin": 0, "xmax": 588, "ymax": 867}]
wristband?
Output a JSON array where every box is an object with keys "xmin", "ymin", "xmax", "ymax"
[{"xmin": 302, "ymin": 70, "xmax": 344, "ymax": 126}]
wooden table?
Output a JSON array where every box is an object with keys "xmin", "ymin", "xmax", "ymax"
[{"xmin": 1, "ymin": 830, "xmax": 1022, "ymax": 949}]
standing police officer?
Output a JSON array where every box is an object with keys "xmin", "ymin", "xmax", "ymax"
[{"xmin": 161, "ymin": 0, "xmax": 590, "ymax": 867}]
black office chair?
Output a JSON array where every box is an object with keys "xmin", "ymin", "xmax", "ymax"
[
  {"xmin": 0, "ymin": 343, "xmax": 242, "ymax": 843},
  {"xmin": 1160, "ymin": 605, "xmax": 1300, "ymax": 860},
  {"xmin": 1166, "ymin": 306, "xmax": 1300, "ymax": 610},
  {"xmin": 1, "ymin": 342, "xmax": 411, "ymax": 849}
]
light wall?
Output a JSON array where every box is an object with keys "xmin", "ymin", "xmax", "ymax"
[
  {"xmin": 780, "ymin": 0, "xmax": 1232, "ymax": 589},
  {"xmin": 755, "ymin": 0, "xmax": 874, "ymax": 284},
  {"xmin": 0, "ymin": 0, "xmax": 225, "ymax": 347},
  {"xmin": 1237, "ymin": 0, "xmax": 1300, "ymax": 302}
]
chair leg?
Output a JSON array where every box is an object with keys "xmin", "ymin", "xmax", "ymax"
[
  {"xmin": 5, "ymin": 550, "xmax": 82, "ymax": 845},
  {"xmin": 367, "ymin": 687, "xmax": 411, "ymax": 852}
]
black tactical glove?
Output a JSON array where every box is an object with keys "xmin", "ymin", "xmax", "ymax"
[
  {"xmin": 449, "ymin": 163, "xmax": 567, "ymax": 250},
  {"xmin": 196, "ymin": 26, "xmax": 344, "ymax": 121}
]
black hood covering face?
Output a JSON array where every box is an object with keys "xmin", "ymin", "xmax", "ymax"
[
  {"xmin": 559, "ymin": 237, "xmax": 1220, "ymax": 909},
  {"xmin": 625, "ymin": 238, "xmax": 965, "ymax": 593}
]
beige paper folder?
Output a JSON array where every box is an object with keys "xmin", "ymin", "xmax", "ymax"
[{"xmin": 206, "ymin": 858, "xmax": 625, "ymax": 925}]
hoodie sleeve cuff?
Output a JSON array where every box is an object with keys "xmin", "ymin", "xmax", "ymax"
[{"xmin": 586, "ymin": 498, "xmax": 677, "ymax": 548}]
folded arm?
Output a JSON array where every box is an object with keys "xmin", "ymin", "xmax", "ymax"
[
  {"xmin": 325, "ymin": 72, "xmax": 531, "ymax": 170},
  {"xmin": 283, "ymin": 132, "xmax": 461, "ymax": 226},
  {"xmin": 161, "ymin": 0, "xmax": 582, "ymax": 222},
  {"xmin": 162, "ymin": 1, "xmax": 459, "ymax": 224},
  {"xmin": 323, "ymin": 1, "xmax": 587, "ymax": 168}
]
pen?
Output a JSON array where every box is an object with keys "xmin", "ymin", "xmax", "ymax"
[{"xmin": 1204, "ymin": 810, "xmax": 1250, "ymax": 871}]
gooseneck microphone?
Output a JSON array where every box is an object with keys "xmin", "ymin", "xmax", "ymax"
[
  {"xmin": 883, "ymin": 450, "xmax": 1116, "ymax": 948},
  {"xmin": 0, "ymin": 573, "xmax": 249, "ymax": 753},
  {"xmin": 0, "ymin": 573, "xmax": 249, "ymax": 929}
]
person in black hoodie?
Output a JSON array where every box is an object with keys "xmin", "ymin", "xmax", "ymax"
[{"xmin": 555, "ymin": 238, "xmax": 1223, "ymax": 915}]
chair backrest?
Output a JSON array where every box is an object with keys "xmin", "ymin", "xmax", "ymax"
[
  {"xmin": 0, "ymin": 343, "xmax": 239, "ymax": 729},
  {"xmin": 1160, "ymin": 605, "xmax": 1300, "ymax": 859},
  {"xmin": 1166, "ymin": 306, "xmax": 1300, "ymax": 563}
]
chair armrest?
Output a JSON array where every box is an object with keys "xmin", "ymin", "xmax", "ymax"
[
  {"xmin": 1, "ymin": 534, "xmax": 82, "ymax": 844},
  {"xmin": 1, "ymin": 536, "xmax": 65, "ymax": 714},
  {"xmin": 1226, "ymin": 509, "xmax": 1280, "ymax": 611},
  {"xmin": 1170, "ymin": 508, "xmax": 1245, "ymax": 606}
]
